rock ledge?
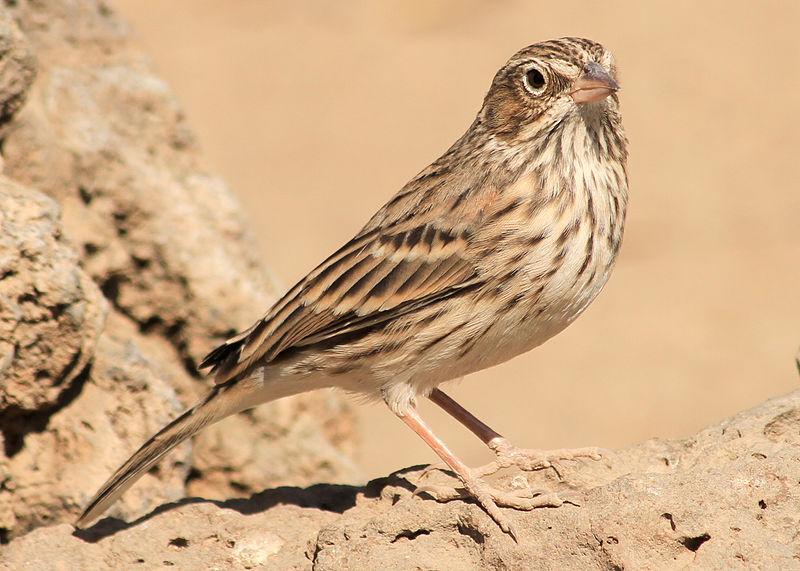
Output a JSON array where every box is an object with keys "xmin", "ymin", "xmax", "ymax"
[{"xmin": 4, "ymin": 390, "xmax": 799, "ymax": 569}]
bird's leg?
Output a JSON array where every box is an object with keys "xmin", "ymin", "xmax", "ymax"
[
  {"xmin": 396, "ymin": 403, "xmax": 565, "ymax": 541},
  {"xmin": 428, "ymin": 387, "xmax": 604, "ymax": 478}
]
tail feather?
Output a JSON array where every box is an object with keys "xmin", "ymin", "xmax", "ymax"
[{"xmin": 76, "ymin": 385, "xmax": 231, "ymax": 528}]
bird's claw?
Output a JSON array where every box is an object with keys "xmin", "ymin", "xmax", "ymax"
[
  {"xmin": 412, "ymin": 468, "xmax": 572, "ymax": 542},
  {"xmin": 418, "ymin": 462, "xmax": 452, "ymax": 480}
]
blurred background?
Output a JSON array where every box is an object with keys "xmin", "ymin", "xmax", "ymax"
[{"xmin": 113, "ymin": 1, "xmax": 800, "ymax": 479}]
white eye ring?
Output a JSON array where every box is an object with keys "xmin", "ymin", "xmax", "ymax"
[{"xmin": 523, "ymin": 66, "xmax": 547, "ymax": 94}]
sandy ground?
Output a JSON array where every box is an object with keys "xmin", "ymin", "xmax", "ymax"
[{"xmin": 112, "ymin": 0, "xmax": 800, "ymax": 479}]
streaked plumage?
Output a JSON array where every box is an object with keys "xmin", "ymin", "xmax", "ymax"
[{"xmin": 78, "ymin": 37, "xmax": 628, "ymax": 538}]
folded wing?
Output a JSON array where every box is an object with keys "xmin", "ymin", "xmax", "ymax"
[{"xmin": 200, "ymin": 221, "xmax": 482, "ymax": 383}]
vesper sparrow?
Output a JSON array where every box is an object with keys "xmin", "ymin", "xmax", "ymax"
[{"xmin": 78, "ymin": 37, "xmax": 627, "ymax": 539}]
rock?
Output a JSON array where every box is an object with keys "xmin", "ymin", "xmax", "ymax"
[
  {"xmin": 4, "ymin": 390, "xmax": 799, "ymax": 569},
  {"xmin": 0, "ymin": 178, "xmax": 105, "ymax": 420},
  {"xmin": 0, "ymin": 9, "xmax": 35, "ymax": 127},
  {"xmin": 0, "ymin": 312, "xmax": 189, "ymax": 540},
  {"xmin": 3, "ymin": 0, "xmax": 278, "ymax": 366},
  {"xmin": 0, "ymin": 0, "xmax": 358, "ymax": 541}
]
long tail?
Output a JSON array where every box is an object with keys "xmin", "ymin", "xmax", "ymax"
[{"xmin": 76, "ymin": 379, "xmax": 266, "ymax": 528}]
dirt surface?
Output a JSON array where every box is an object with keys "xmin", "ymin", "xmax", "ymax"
[
  {"xmin": 111, "ymin": 0, "xmax": 800, "ymax": 477},
  {"xmin": 5, "ymin": 390, "xmax": 800, "ymax": 569}
]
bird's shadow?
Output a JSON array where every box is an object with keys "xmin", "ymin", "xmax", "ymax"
[{"xmin": 72, "ymin": 465, "xmax": 424, "ymax": 543}]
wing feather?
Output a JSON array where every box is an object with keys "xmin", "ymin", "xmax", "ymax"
[{"xmin": 199, "ymin": 221, "xmax": 481, "ymax": 383}]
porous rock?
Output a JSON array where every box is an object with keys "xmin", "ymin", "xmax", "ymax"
[
  {"xmin": 0, "ymin": 8, "xmax": 35, "ymax": 127},
  {"xmin": 0, "ymin": 179, "xmax": 105, "ymax": 418},
  {"xmin": 0, "ymin": 312, "xmax": 189, "ymax": 540},
  {"xmin": 4, "ymin": 390, "xmax": 799, "ymax": 569},
  {"xmin": 0, "ymin": 0, "xmax": 358, "ymax": 541}
]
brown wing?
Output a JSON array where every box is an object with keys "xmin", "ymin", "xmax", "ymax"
[{"xmin": 199, "ymin": 221, "xmax": 481, "ymax": 383}]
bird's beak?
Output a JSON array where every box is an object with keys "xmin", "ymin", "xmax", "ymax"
[{"xmin": 570, "ymin": 62, "xmax": 619, "ymax": 104}]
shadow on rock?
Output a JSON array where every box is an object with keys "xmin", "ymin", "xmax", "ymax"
[{"xmin": 72, "ymin": 466, "xmax": 424, "ymax": 543}]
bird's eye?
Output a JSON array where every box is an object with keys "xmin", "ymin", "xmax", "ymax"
[{"xmin": 524, "ymin": 67, "xmax": 546, "ymax": 93}]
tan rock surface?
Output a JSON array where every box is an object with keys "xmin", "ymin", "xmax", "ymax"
[
  {"xmin": 0, "ymin": 0, "xmax": 357, "ymax": 541},
  {"xmin": 0, "ymin": 8, "xmax": 34, "ymax": 128},
  {"xmin": 4, "ymin": 390, "xmax": 799, "ymax": 569},
  {"xmin": 0, "ymin": 179, "xmax": 105, "ymax": 417},
  {"xmin": 0, "ymin": 311, "xmax": 189, "ymax": 540},
  {"xmin": 3, "ymin": 0, "xmax": 277, "ymax": 367}
]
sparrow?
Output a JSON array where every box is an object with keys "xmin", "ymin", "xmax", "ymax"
[{"xmin": 77, "ymin": 37, "xmax": 627, "ymax": 540}]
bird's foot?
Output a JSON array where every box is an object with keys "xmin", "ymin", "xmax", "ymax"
[
  {"xmin": 414, "ymin": 469, "xmax": 572, "ymax": 541},
  {"xmin": 418, "ymin": 440, "xmax": 605, "ymax": 483},
  {"xmin": 419, "ymin": 440, "xmax": 605, "ymax": 482},
  {"xmin": 485, "ymin": 438, "xmax": 606, "ymax": 478}
]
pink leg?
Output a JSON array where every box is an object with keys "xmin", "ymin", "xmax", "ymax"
[
  {"xmin": 428, "ymin": 387, "xmax": 502, "ymax": 445},
  {"xmin": 429, "ymin": 388, "xmax": 604, "ymax": 476},
  {"xmin": 396, "ymin": 403, "xmax": 566, "ymax": 541}
]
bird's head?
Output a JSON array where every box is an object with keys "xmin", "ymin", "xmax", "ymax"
[{"xmin": 480, "ymin": 38, "xmax": 620, "ymax": 141}]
